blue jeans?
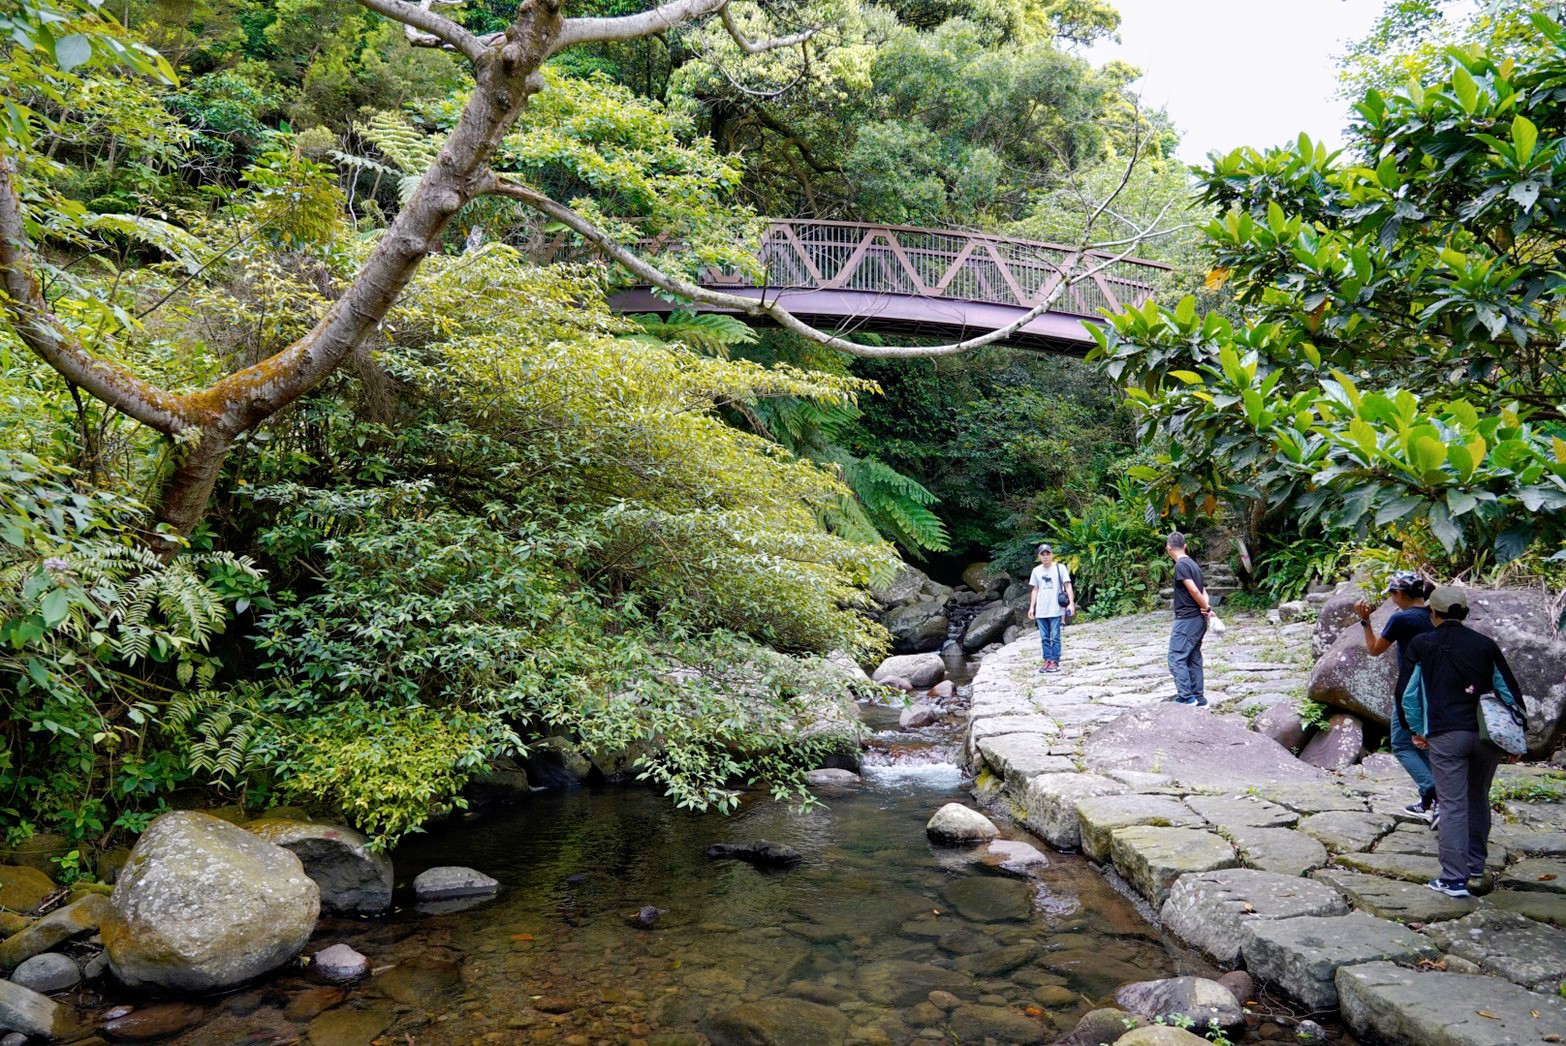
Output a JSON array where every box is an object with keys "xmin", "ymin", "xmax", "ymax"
[
  {"xmin": 1391, "ymin": 705, "xmax": 1437, "ymax": 801},
  {"xmin": 1036, "ymin": 615, "xmax": 1062, "ymax": 662},
  {"xmin": 1168, "ymin": 616, "xmax": 1207, "ymax": 702}
]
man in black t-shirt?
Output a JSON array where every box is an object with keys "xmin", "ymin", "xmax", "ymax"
[{"xmin": 1164, "ymin": 532, "xmax": 1211, "ymax": 707}]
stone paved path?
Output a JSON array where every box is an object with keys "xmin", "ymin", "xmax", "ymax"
[{"xmin": 968, "ymin": 611, "xmax": 1566, "ymax": 1045}]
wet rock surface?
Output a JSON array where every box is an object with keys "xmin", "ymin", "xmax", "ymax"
[
  {"xmin": 103, "ymin": 811, "xmax": 320, "ymax": 992},
  {"xmin": 1159, "ymin": 868, "xmax": 1348, "ymax": 965},
  {"xmin": 245, "ymin": 819, "xmax": 393, "ymax": 915}
]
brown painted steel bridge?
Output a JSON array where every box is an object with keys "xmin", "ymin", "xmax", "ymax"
[{"xmin": 602, "ymin": 220, "xmax": 1171, "ymax": 353}]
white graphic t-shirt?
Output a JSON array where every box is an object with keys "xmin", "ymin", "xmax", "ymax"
[{"xmin": 1029, "ymin": 562, "xmax": 1072, "ymax": 619}]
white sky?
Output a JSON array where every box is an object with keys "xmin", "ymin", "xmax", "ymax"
[{"xmin": 1086, "ymin": 0, "xmax": 1395, "ymax": 164}]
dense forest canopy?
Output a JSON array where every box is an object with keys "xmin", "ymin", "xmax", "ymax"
[{"xmin": 4, "ymin": 0, "xmax": 1562, "ymax": 865}]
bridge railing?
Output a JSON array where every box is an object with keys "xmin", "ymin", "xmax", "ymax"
[{"xmin": 548, "ymin": 219, "xmax": 1170, "ymax": 319}]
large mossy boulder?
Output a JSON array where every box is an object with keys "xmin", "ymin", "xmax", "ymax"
[
  {"xmin": 246, "ymin": 820, "xmax": 392, "ymax": 916},
  {"xmin": 884, "ymin": 601, "xmax": 949, "ymax": 653},
  {"xmin": 1307, "ymin": 587, "xmax": 1566, "ymax": 752},
  {"xmin": 103, "ymin": 811, "xmax": 320, "ymax": 992}
]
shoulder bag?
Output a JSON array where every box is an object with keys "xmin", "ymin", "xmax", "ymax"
[{"xmin": 1479, "ymin": 693, "xmax": 1529, "ymax": 755}]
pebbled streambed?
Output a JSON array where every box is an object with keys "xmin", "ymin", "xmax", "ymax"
[{"xmin": 133, "ymin": 676, "xmax": 1221, "ymax": 1044}]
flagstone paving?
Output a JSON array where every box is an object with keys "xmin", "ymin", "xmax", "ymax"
[{"xmin": 967, "ymin": 611, "xmax": 1566, "ymax": 1042}]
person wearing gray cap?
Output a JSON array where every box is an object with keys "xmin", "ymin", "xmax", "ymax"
[
  {"xmin": 1402, "ymin": 585, "xmax": 1525, "ymax": 899},
  {"xmin": 1027, "ymin": 543, "xmax": 1075, "ymax": 674},
  {"xmin": 1353, "ymin": 572, "xmax": 1438, "ymax": 822}
]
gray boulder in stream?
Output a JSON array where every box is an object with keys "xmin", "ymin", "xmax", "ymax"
[
  {"xmin": 925, "ymin": 804, "xmax": 999, "ymax": 844},
  {"xmin": 960, "ymin": 602, "xmax": 1012, "ymax": 652},
  {"xmin": 884, "ymin": 601, "xmax": 949, "ymax": 653},
  {"xmin": 102, "ymin": 811, "xmax": 319, "ymax": 992},
  {"xmin": 706, "ymin": 841, "xmax": 802, "ymax": 868},
  {"xmin": 246, "ymin": 819, "xmax": 393, "ymax": 915}
]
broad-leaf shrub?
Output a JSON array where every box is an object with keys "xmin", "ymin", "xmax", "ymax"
[{"xmin": 1093, "ymin": 13, "xmax": 1566, "ymax": 565}]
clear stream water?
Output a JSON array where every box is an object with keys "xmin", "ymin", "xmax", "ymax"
[{"xmin": 136, "ymin": 685, "xmax": 1232, "ymax": 1045}]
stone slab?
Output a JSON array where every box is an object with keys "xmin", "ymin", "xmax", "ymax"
[
  {"xmin": 1258, "ymin": 785, "xmax": 1367, "ymax": 815},
  {"xmin": 1425, "ymin": 910, "xmax": 1566, "ymax": 993},
  {"xmin": 1488, "ymin": 890, "xmax": 1566, "ymax": 929},
  {"xmin": 1501, "ymin": 858, "xmax": 1566, "ymax": 895},
  {"xmin": 1223, "ymin": 826, "xmax": 1328, "ymax": 877},
  {"xmin": 1336, "ymin": 961, "xmax": 1566, "ymax": 1045},
  {"xmin": 1373, "ymin": 823, "xmax": 1508, "ymax": 870},
  {"xmin": 1160, "ymin": 868, "xmax": 1349, "ymax": 965},
  {"xmin": 1020, "ymin": 772, "xmax": 1123, "ymax": 850},
  {"xmin": 1493, "ymin": 825, "xmax": 1566, "ymax": 856},
  {"xmin": 1296, "ymin": 811, "xmax": 1396, "ymax": 854},
  {"xmin": 1074, "ymin": 794, "xmax": 1206, "ymax": 863},
  {"xmin": 1182, "ymin": 795, "xmax": 1298, "ymax": 829},
  {"xmin": 1312, "ymin": 868, "xmax": 1477, "ymax": 924},
  {"xmin": 1109, "ymin": 826, "xmax": 1237, "ymax": 907},
  {"xmin": 1336, "ymin": 851, "xmax": 1442, "ymax": 885},
  {"xmin": 1241, "ymin": 912, "xmax": 1439, "ymax": 1009},
  {"xmin": 1081, "ymin": 704, "xmax": 1324, "ymax": 789},
  {"xmin": 977, "ymin": 734, "xmax": 1075, "ymax": 791},
  {"xmin": 968, "ymin": 714, "xmax": 1060, "ymax": 753}
]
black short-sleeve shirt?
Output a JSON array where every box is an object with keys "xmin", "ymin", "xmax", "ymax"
[{"xmin": 1172, "ymin": 556, "xmax": 1205, "ymax": 619}]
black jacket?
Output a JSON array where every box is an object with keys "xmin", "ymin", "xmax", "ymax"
[{"xmin": 1401, "ymin": 620, "xmax": 1523, "ymax": 736}]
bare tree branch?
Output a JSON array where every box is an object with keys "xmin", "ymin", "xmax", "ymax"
[
  {"xmin": 355, "ymin": 0, "xmax": 487, "ymax": 63},
  {"xmin": 491, "ymin": 178, "xmax": 1163, "ymax": 359},
  {"xmin": 555, "ymin": 0, "xmax": 726, "ymax": 52},
  {"xmin": 717, "ymin": 4, "xmax": 815, "ymax": 53},
  {"xmin": 554, "ymin": 0, "xmax": 814, "ymax": 55},
  {"xmin": 0, "ymin": 155, "xmax": 193, "ymax": 435}
]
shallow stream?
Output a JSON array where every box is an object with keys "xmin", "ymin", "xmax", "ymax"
[{"xmin": 142, "ymin": 677, "xmax": 1220, "ymax": 1044}]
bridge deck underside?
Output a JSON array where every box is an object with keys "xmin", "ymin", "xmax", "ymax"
[{"xmin": 610, "ymin": 288, "xmax": 1101, "ymax": 354}]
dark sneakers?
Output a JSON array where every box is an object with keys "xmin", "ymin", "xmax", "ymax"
[
  {"xmin": 1427, "ymin": 878, "xmax": 1472, "ymax": 898},
  {"xmin": 1174, "ymin": 695, "xmax": 1208, "ymax": 707}
]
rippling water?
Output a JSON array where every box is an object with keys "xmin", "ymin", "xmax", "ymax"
[{"xmin": 153, "ymin": 732, "xmax": 1215, "ymax": 1045}]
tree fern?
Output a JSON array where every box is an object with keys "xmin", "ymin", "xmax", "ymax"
[
  {"xmin": 825, "ymin": 450, "xmax": 950, "ymax": 555},
  {"xmin": 622, "ymin": 310, "xmax": 758, "ymax": 358}
]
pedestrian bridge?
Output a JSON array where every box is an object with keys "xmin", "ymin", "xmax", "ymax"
[{"xmin": 596, "ymin": 220, "xmax": 1171, "ymax": 353}]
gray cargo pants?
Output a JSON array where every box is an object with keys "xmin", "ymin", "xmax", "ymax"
[
  {"xmin": 1167, "ymin": 615, "xmax": 1207, "ymax": 703},
  {"xmin": 1427, "ymin": 730, "xmax": 1503, "ymax": 882}
]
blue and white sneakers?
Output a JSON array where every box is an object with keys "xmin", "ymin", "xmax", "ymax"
[{"xmin": 1426, "ymin": 878, "xmax": 1472, "ymax": 898}]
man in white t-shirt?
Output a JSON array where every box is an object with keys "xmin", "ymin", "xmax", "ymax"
[{"xmin": 1027, "ymin": 543, "xmax": 1075, "ymax": 674}]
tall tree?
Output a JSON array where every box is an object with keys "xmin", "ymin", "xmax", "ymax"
[{"xmin": 1, "ymin": 0, "xmax": 1173, "ymax": 541}]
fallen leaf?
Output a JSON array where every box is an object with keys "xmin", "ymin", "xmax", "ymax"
[
  {"xmin": 1241, "ymin": 902, "xmax": 1257, "ymax": 914},
  {"xmin": 1025, "ymin": 1006, "xmax": 1044, "ymax": 1017},
  {"xmin": 1539, "ymin": 874, "xmax": 1557, "ymax": 881},
  {"xmin": 511, "ymin": 933, "xmax": 534, "ymax": 941},
  {"xmin": 1477, "ymin": 1011, "xmax": 1501, "ymax": 1020}
]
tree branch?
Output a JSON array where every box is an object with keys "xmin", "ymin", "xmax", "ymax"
[
  {"xmin": 491, "ymin": 178, "xmax": 1159, "ymax": 359},
  {"xmin": 554, "ymin": 0, "xmax": 813, "ymax": 55},
  {"xmin": 353, "ymin": 0, "xmax": 487, "ymax": 63},
  {"xmin": 717, "ymin": 4, "xmax": 815, "ymax": 53},
  {"xmin": 0, "ymin": 155, "xmax": 192, "ymax": 435}
]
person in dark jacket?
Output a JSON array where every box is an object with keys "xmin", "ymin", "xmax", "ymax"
[
  {"xmin": 1353, "ymin": 572, "xmax": 1437, "ymax": 821},
  {"xmin": 1401, "ymin": 586, "xmax": 1525, "ymax": 898}
]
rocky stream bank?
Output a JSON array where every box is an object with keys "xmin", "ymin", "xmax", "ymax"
[{"xmin": 965, "ymin": 607, "xmax": 1566, "ymax": 1045}]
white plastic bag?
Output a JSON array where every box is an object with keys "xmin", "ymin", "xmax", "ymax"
[{"xmin": 1207, "ymin": 613, "xmax": 1226, "ymax": 636}]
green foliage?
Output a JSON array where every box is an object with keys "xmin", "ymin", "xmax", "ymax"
[
  {"xmin": 1256, "ymin": 537, "xmax": 1349, "ymax": 605},
  {"xmin": 1296, "ymin": 698, "xmax": 1332, "ymax": 731},
  {"xmin": 1093, "ymin": 16, "xmax": 1566, "ymax": 568},
  {"xmin": 1044, "ymin": 478, "xmax": 1166, "ymax": 617},
  {"xmin": 1490, "ymin": 771, "xmax": 1566, "ymax": 804},
  {"xmin": 0, "ymin": 449, "xmax": 260, "ymax": 848}
]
